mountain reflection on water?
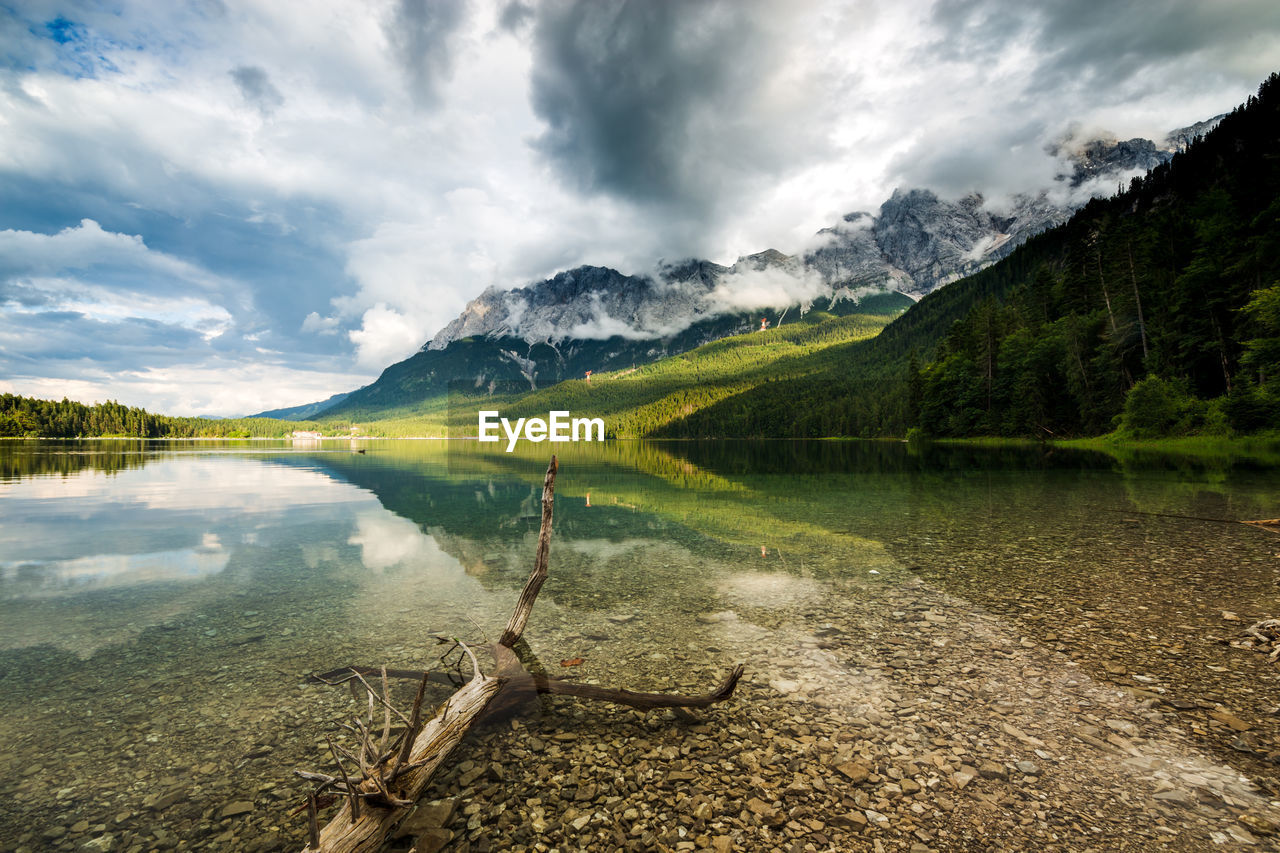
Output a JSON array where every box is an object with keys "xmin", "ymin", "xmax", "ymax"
[{"xmin": 0, "ymin": 438, "xmax": 1277, "ymax": 850}]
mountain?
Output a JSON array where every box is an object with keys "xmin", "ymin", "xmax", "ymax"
[
  {"xmin": 656, "ymin": 76, "xmax": 1279, "ymax": 439},
  {"xmin": 805, "ymin": 189, "xmax": 1068, "ymax": 298},
  {"xmin": 250, "ymin": 391, "xmax": 354, "ymax": 421},
  {"xmin": 319, "ymin": 290, "xmax": 911, "ymax": 422},
  {"xmin": 304, "ymin": 116, "xmax": 1222, "ymax": 424},
  {"xmin": 1051, "ymin": 116, "xmax": 1227, "ymax": 188},
  {"xmin": 427, "ymin": 252, "xmax": 801, "ymax": 351}
]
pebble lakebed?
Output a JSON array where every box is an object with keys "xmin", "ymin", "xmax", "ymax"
[{"xmin": 4, "ymin": 552, "xmax": 1279, "ymax": 853}]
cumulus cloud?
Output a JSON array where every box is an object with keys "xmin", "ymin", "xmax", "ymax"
[
  {"xmin": 0, "ymin": 219, "xmax": 367, "ymax": 414},
  {"xmin": 0, "ymin": 219, "xmax": 239, "ymax": 298},
  {"xmin": 346, "ymin": 303, "xmax": 426, "ymax": 370},
  {"xmin": 0, "ymin": 219, "xmax": 248, "ymax": 344},
  {"xmin": 301, "ymin": 311, "xmax": 339, "ymax": 334}
]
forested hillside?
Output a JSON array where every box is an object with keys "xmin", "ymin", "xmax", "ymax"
[
  {"xmin": 0, "ymin": 394, "xmax": 325, "ymax": 438},
  {"xmin": 662, "ymin": 73, "xmax": 1280, "ymax": 439}
]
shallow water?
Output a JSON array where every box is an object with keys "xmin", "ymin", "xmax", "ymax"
[{"xmin": 1, "ymin": 439, "xmax": 1278, "ymax": 851}]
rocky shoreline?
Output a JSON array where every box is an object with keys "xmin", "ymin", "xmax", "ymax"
[
  {"xmin": 395, "ymin": 572, "xmax": 1280, "ymax": 853},
  {"xmin": 4, "ymin": 558, "xmax": 1279, "ymax": 853}
]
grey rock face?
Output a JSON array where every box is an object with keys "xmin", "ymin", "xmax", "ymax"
[
  {"xmin": 426, "ymin": 251, "xmax": 808, "ymax": 351},
  {"xmin": 805, "ymin": 188, "xmax": 1072, "ymax": 298},
  {"xmin": 1052, "ymin": 114, "xmax": 1225, "ymax": 188}
]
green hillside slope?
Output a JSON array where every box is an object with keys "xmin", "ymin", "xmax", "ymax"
[
  {"xmin": 318, "ymin": 291, "xmax": 911, "ymax": 427},
  {"xmin": 446, "ymin": 310, "xmax": 898, "ymax": 438}
]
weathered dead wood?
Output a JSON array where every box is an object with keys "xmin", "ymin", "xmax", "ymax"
[
  {"xmin": 315, "ymin": 663, "xmax": 745, "ymax": 713},
  {"xmin": 1104, "ymin": 509, "xmax": 1280, "ymax": 532},
  {"xmin": 498, "ymin": 455, "xmax": 557, "ymax": 648},
  {"xmin": 1243, "ymin": 518, "xmax": 1280, "ymax": 535},
  {"xmin": 304, "ymin": 667, "xmax": 501, "ymax": 852},
  {"xmin": 297, "ymin": 455, "xmax": 745, "ymax": 852}
]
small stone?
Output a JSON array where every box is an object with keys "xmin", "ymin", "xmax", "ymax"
[
  {"xmin": 978, "ymin": 761, "xmax": 1007, "ymax": 780},
  {"xmin": 70, "ymin": 820, "xmax": 89, "ymax": 833},
  {"xmin": 830, "ymin": 811, "xmax": 867, "ymax": 829},
  {"xmin": 414, "ymin": 828, "xmax": 453, "ymax": 853},
  {"xmin": 1239, "ymin": 813, "xmax": 1278, "ymax": 836},
  {"xmin": 835, "ymin": 761, "xmax": 870, "ymax": 784},
  {"xmin": 1153, "ymin": 789, "xmax": 1194, "ymax": 807},
  {"xmin": 1015, "ymin": 761, "xmax": 1039, "ymax": 775},
  {"xmin": 1208, "ymin": 709, "xmax": 1252, "ymax": 731},
  {"xmin": 711, "ymin": 837, "xmax": 733, "ymax": 853},
  {"xmin": 864, "ymin": 809, "xmax": 890, "ymax": 829},
  {"xmin": 1104, "ymin": 718, "xmax": 1139, "ymax": 737},
  {"xmin": 146, "ymin": 788, "xmax": 188, "ymax": 812},
  {"xmin": 698, "ymin": 611, "xmax": 739, "ymax": 624},
  {"xmin": 219, "ymin": 801, "xmax": 254, "ymax": 819},
  {"xmin": 42, "ymin": 826, "xmax": 67, "ymax": 840},
  {"xmin": 746, "ymin": 798, "xmax": 783, "ymax": 826},
  {"xmin": 1000, "ymin": 722, "xmax": 1046, "ymax": 747},
  {"xmin": 400, "ymin": 799, "xmax": 457, "ymax": 836}
]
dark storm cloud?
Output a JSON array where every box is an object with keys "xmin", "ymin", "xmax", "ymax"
[
  {"xmin": 932, "ymin": 0, "xmax": 1280, "ymax": 86},
  {"xmin": 497, "ymin": 1, "xmax": 533, "ymax": 33},
  {"xmin": 385, "ymin": 0, "xmax": 468, "ymax": 108},
  {"xmin": 229, "ymin": 65, "xmax": 284, "ymax": 114},
  {"xmin": 526, "ymin": 0, "xmax": 830, "ymax": 231}
]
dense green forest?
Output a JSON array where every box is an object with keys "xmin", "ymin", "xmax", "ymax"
[
  {"xmin": 662, "ymin": 73, "xmax": 1280, "ymax": 439},
  {"xmin": 0, "ymin": 394, "xmax": 326, "ymax": 438}
]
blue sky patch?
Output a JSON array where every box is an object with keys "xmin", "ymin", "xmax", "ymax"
[{"xmin": 45, "ymin": 16, "xmax": 82, "ymax": 45}]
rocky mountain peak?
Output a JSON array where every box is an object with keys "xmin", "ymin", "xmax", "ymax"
[{"xmin": 426, "ymin": 117, "xmax": 1221, "ymax": 350}]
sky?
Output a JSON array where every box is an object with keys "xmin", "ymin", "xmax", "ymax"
[{"xmin": 2, "ymin": 0, "xmax": 1279, "ymax": 416}]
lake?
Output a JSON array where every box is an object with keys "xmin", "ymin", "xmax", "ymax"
[{"xmin": 2, "ymin": 439, "xmax": 1278, "ymax": 852}]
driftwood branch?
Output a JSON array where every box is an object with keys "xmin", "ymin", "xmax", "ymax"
[
  {"xmin": 313, "ymin": 664, "xmax": 746, "ymax": 713},
  {"xmin": 499, "ymin": 455, "xmax": 557, "ymax": 648},
  {"xmin": 296, "ymin": 455, "xmax": 745, "ymax": 852},
  {"xmin": 532, "ymin": 664, "xmax": 746, "ymax": 710}
]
